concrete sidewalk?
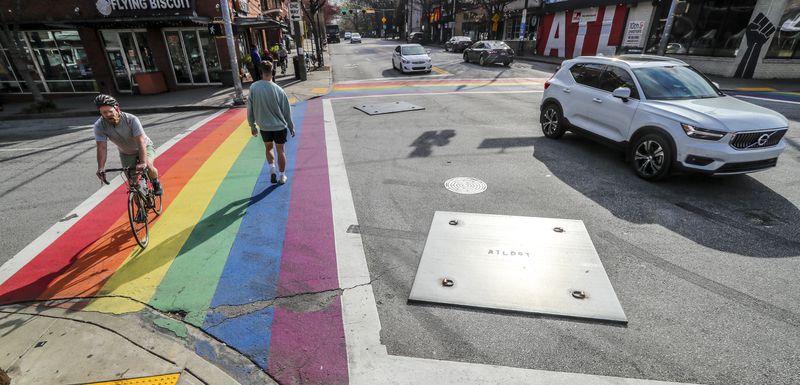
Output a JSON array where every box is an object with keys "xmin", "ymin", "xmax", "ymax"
[
  {"xmin": 0, "ymin": 51, "xmax": 333, "ymax": 385},
  {"xmin": 0, "ymin": 54, "xmax": 332, "ymax": 122}
]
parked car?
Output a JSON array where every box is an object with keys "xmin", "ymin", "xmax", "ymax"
[
  {"xmin": 344, "ymin": 31, "xmax": 352, "ymax": 40},
  {"xmin": 540, "ymin": 55, "xmax": 789, "ymax": 180},
  {"xmin": 407, "ymin": 32, "xmax": 430, "ymax": 44},
  {"xmin": 445, "ymin": 36, "xmax": 473, "ymax": 52},
  {"xmin": 463, "ymin": 40, "xmax": 515, "ymax": 66},
  {"xmin": 350, "ymin": 33, "xmax": 362, "ymax": 43},
  {"xmin": 392, "ymin": 44, "xmax": 432, "ymax": 74}
]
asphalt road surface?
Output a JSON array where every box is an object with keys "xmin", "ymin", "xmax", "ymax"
[
  {"xmin": 328, "ymin": 38, "xmax": 800, "ymax": 385},
  {"xmin": 0, "ymin": 111, "xmax": 218, "ymax": 264}
]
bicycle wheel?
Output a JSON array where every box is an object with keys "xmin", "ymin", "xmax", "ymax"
[{"xmin": 128, "ymin": 191, "xmax": 149, "ymax": 248}]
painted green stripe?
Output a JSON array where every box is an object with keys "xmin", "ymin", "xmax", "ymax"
[{"xmin": 149, "ymin": 137, "xmax": 264, "ymax": 326}]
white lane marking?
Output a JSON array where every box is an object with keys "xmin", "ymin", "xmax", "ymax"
[
  {"xmin": 331, "ymin": 90, "xmax": 544, "ymax": 101},
  {"xmin": 324, "ymin": 99, "xmax": 695, "ymax": 384},
  {"xmin": 334, "ymin": 77, "xmax": 549, "ymax": 85},
  {"xmin": 0, "ymin": 148, "xmax": 58, "ymax": 151},
  {"xmin": 732, "ymin": 95, "xmax": 800, "ymax": 105},
  {"xmin": 0, "ymin": 109, "xmax": 227, "ymax": 285}
]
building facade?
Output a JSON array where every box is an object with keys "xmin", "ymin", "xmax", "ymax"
[
  {"xmin": 534, "ymin": 0, "xmax": 799, "ymax": 79},
  {"xmin": 0, "ymin": 0, "xmax": 288, "ymax": 102}
]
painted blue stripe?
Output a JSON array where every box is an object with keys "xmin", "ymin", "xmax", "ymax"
[{"xmin": 200, "ymin": 102, "xmax": 308, "ymax": 368}]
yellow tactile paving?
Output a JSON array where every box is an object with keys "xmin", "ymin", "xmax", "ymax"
[
  {"xmin": 82, "ymin": 372, "xmax": 179, "ymax": 385},
  {"xmin": 311, "ymin": 87, "xmax": 329, "ymax": 94}
]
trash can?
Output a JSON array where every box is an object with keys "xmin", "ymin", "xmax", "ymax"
[{"xmin": 293, "ymin": 56, "xmax": 307, "ymax": 81}]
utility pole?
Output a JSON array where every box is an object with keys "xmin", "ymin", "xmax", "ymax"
[
  {"xmin": 220, "ymin": 0, "xmax": 244, "ymax": 105},
  {"xmin": 657, "ymin": 0, "xmax": 679, "ymax": 56}
]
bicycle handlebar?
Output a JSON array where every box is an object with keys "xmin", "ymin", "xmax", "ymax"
[{"xmin": 100, "ymin": 166, "xmax": 147, "ymax": 185}]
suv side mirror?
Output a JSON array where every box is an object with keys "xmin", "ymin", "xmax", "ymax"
[{"xmin": 612, "ymin": 87, "xmax": 631, "ymax": 101}]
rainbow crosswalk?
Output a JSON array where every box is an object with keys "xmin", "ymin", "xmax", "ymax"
[
  {"xmin": 0, "ymin": 78, "xmax": 547, "ymax": 383},
  {"xmin": 0, "ymin": 101, "xmax": 347, "ymax": 384}
]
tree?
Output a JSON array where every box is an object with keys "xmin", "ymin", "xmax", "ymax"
[
  {"xmin": 301, "ymin": 0, "xmax": 328, "ymax": 67},
  {"xmin": 0, "ymin": 3, "xmax": 51, "ymax": 108}
]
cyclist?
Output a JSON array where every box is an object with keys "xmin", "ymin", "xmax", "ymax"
[{"xmin": 93, "ymin": 94, "xmax": 163, "ymax": 196}]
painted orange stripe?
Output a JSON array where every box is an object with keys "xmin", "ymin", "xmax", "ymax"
[{"xmin": 38, "ymin": 110, "xmax": 246, "ymax": 301}]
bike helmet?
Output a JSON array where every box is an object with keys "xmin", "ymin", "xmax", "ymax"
[{"xmin": 94, "ymin": 94, "xmax": 118, "ymax": 108}]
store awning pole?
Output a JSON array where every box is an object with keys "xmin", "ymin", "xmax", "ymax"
[
  {"xmin": 220, "ymin": 0, "xmax": 245, "ymax": 105},
  {"xmin": 657, "ymin": 0, "xmax": 679, "ymax": 56}
]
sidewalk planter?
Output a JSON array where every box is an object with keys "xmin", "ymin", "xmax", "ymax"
[{"xmin": 134, "ymin": 72, "xmax": 168, "ymax": 95}]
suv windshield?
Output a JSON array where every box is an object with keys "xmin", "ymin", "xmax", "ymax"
[
  {"xmin": 402, "ymin": 46, "xmax": 426, "ymax": 55},
  {"xmin": 487, "ymin": 42, "xmax": 510, "ymax": 49},
  {"xmin": 632, "ymin": 66, "xmax": 721, "ymax": 100}
]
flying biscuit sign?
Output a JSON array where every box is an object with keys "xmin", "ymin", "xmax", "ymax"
[{"xmin": 96, "ymin": 0, "xmax": 195, "ymax": 17}]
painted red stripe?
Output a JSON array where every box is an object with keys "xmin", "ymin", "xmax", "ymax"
[
  {"xmin": 0, "ymin": 109, "xmax": 243, "ymax": 305},
  {"xmin": 268, "ymin": 99, "xmax": 348, "ymax": 383}
]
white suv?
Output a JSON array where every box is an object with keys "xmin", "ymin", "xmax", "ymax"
[{"xmin": 540, "ymin": 55, "xmax": 789, "ymax": 180}]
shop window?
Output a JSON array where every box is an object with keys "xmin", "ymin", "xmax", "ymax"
[
  {"xmin": 766, "ymin": 1, "xmax": 800, "ymax": 59},
  {"xmin": 199, "ymin": 30, "xmax": 222, "ymax": 83},
  {"xmin": 164, "ymin": 29, "xmax": 222, "ymax": 85},
  {"xmin": 0, "ymin": 30, "xmax": 97, "ymax": 94},
  {"xmin": 164, "ymin": 31, "xmax": 192, "ymax": 83},
  {"xmin": 646, "ymin": 0, "xmax": 756, "ymax": 57}
]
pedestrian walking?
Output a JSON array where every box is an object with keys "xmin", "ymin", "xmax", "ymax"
[
  {"xmin": 250, "ymin": 45, "xmax": 262, "ymax": 80},
  {"xmin": 278, "ymin": 42, "xmax": 289, "ymax": 75},
  {"xmin": 247, "ymin": 61, "xmax": 295, "ymax": 185}
]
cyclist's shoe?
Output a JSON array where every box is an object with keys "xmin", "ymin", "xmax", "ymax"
[
  {"xmin": 152, "ymin": 180, "xmax": 163, "ymax": 196},
  {"xmin": 278, "ymin": 175, "xmax": 288, "ymax": 184},
  {"xmin": 270, "ymin": 173, "xmax": 277, "ymax": 184}
]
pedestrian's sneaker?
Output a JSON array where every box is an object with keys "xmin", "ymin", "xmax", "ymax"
[
  {"xmin": 270, "ymin": 173, "xmax": 277, "ymax": 184},
  {"xmin": 278, "ymin": 175, "xmax": 288, "ymax": 184}
]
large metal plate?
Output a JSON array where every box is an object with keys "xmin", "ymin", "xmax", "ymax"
[
  {"xmin": 409, "ymin": 211, "xmax": 627, "ymax": 322},
  {"xmin": 354, "ymin": 101, "xmax": 424, "ymax": 115}
]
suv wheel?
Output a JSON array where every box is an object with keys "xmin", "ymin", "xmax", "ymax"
[
  {"xmin": 630, "ymin": 133, "xmax": 673, "ymax": 181},
  {"xmin": 541, "ymin": 104, "xmax": 566, "ymax": 139}
]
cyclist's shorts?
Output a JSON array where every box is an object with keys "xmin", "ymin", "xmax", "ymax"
[{"xmin": 119, "ymin": 144, "xmax": 156, "ymax": 168}]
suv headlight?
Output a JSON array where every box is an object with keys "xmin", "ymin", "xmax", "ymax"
[{"xmin": 681, "ymin": 124, "xmax": 726, "ymax": 141}]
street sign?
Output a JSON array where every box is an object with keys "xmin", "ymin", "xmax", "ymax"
[
  {"xmin": 381, "ymin": 16, "xmax": 387, "ymax": 24},
  {"xmin": 491, "ymin": 13, "xmax": 500, "ymax": 22},
  {"xmin": 289, "ymin": 1, "xmax": 301, "ymax": 21}
]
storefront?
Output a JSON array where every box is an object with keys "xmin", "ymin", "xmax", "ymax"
[
  {"xmin": 0, "ymin": 0, "xmax": 288, "ymax": 101},
  {"xmin": 534, "ymin": 0, "xmax": 799, "ymax": 79},
  {"xmin": 1, "ymin": 30, "xmax": 98, "ymax": 94}
]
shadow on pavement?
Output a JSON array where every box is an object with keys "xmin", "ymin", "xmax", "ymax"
[{"xmin": 530, "ymin": 134, "xmax": 800, "ymax": 258}]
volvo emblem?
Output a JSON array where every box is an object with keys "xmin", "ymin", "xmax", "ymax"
[{"xmin": 757, "ymin": 133, "xmax": 771, "ymax": 146}]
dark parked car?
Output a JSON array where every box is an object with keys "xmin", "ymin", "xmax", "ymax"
[
  {"xmin": 407, "ymin": 32, "xmax": 431, "ymax": 44},
  {"xmin": 445, "ymin": 36, "xmax": 473, "ymax": 52},
  {"xmin": 463, "ymin": 40, "xmax": 515, "ymax": 66}
]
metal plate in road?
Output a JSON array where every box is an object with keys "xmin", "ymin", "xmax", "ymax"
[
  {"xmin": 409, "ymin": 211, "xmax": 627, "ymax": 323},
  {"xmin": 354, "ymin": 101, "xmax": 425, "ymax": 115}
]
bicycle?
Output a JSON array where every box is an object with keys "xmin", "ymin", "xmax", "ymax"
[{"xmin": 100, "ymin": 167, "xmax": 162, "ymax": 248}]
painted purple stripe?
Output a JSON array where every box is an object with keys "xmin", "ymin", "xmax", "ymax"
[{"xmin": 268, "ymin": 98, "xmax": 348, "ymax": 384}]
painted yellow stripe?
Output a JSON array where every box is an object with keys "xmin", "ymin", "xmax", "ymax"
[
  {"xmin": 288, "ymin": 96, "xmax": 298, "ymax": 104},
  {"xmin": 431, "ymin": 66, "xmax": 449, "ymax": 75},
  {"xmin": 85, "ymin": 122, "xmax": 252, "ymax": 314},
  {"xmin": 82, "ymin": 373, "xmax": 179, "ymax": 385},
  {"xmin": 736, "ymin": 87, "xmax": 776, "ymax": 91},
  {"xmin": 311, "ymin": 87, "xmax": 329, "ymax": 94},
  {"xmin": 333, "ymin": 80, "xmax": 540, "ymax": 91}
]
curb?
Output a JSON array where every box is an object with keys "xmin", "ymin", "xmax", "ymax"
[{"xmin": 1, "ymin": 105, "xmax": 232, "ymax": 122}]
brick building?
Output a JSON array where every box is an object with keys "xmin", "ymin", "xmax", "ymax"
[{"xmin": 0, "ymin": 0, "xmax": 289, "ymax": 102}]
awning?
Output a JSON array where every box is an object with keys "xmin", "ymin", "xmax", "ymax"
[{"xmin": 234, "ymin": 16, "xmax": 287, "ymax": 30}]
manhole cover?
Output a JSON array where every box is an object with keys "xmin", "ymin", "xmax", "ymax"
[{"xmin": 444, "ymin": 177, "xmax": 487, "ymax": 194}]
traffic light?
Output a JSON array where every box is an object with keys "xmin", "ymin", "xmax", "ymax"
[
  {"xmin": 342, "ymin": 10, "xmax": 347, "ymax": 15},
  {"xmin": 361, "ymin": 9, "xmax": 366, "ymax": 14},
  {"xmin": 349, "ymin": 9, "xmax": 353, "ymax": 14}
]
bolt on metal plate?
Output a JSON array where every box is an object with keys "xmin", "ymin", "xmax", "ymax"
[
  {"xmin": 409, "ymin": 211, "xmax": 627, "ymax": 323},
  {"xmin": 354, "ymin": 101, "xmax": 425, "ymax": 115}
]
